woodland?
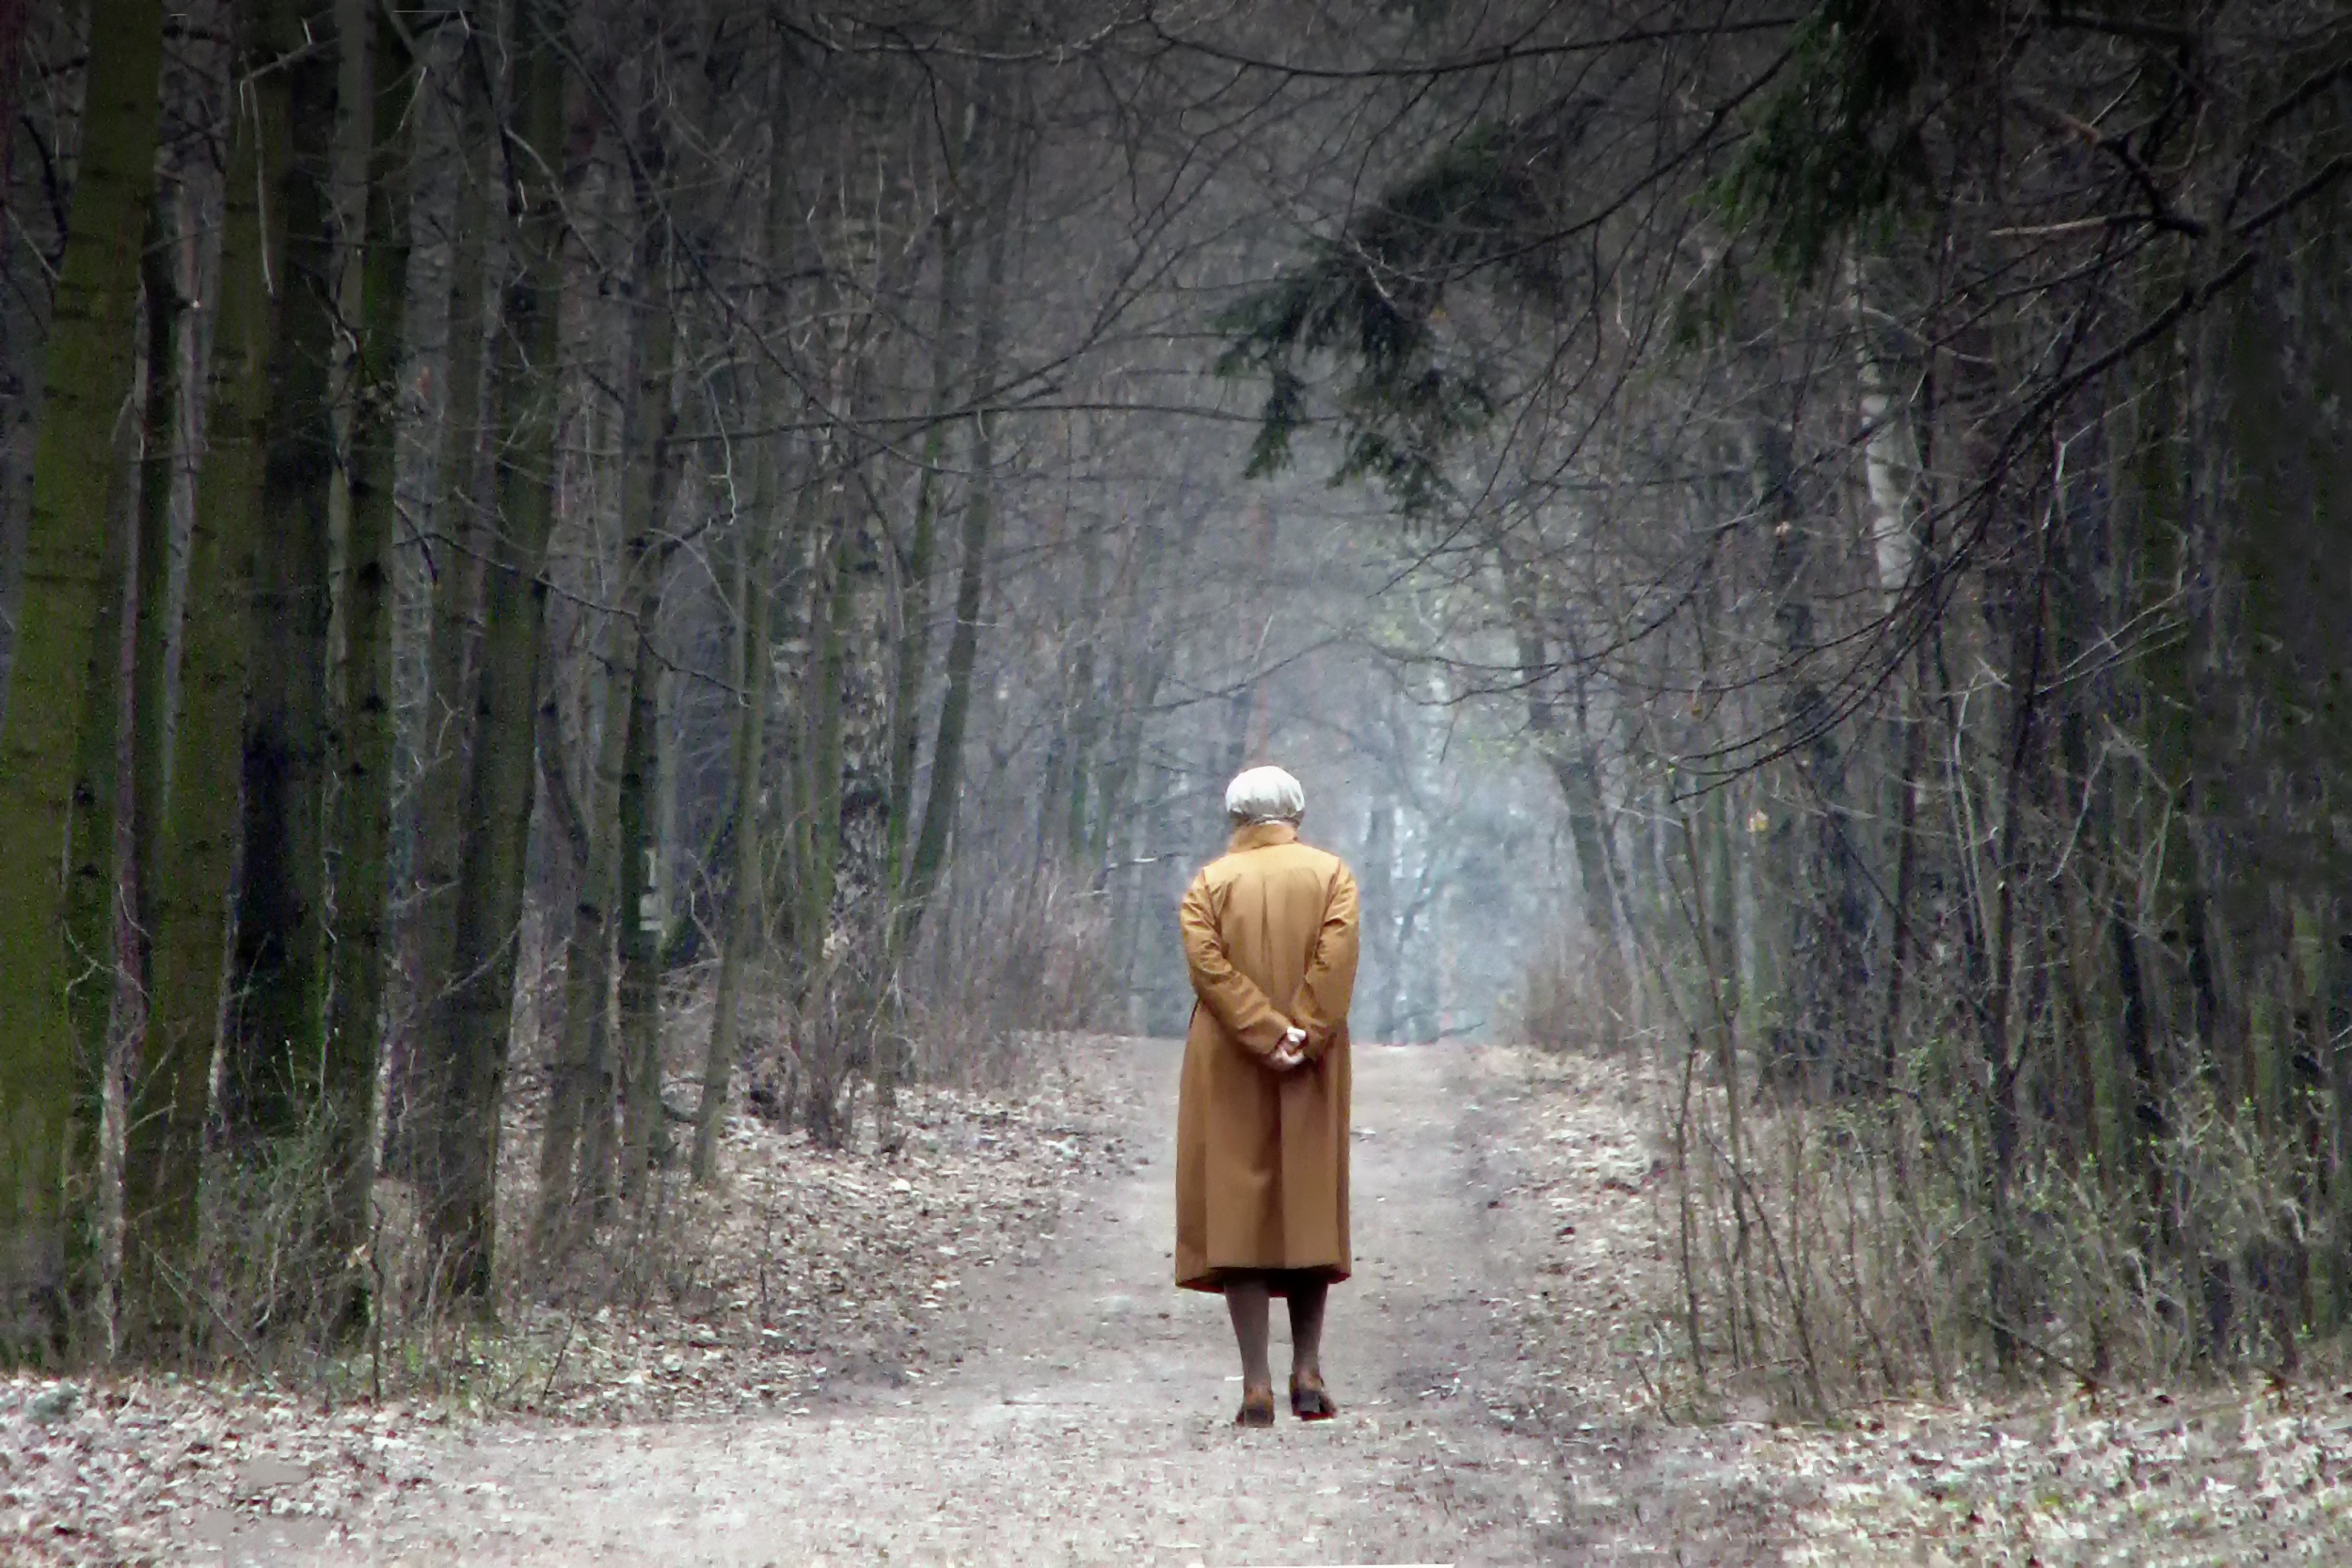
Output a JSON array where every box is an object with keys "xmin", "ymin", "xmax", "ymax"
[{"xmin": 1, "ymin": 0, "xmax": 2350, "ymax": 1433}]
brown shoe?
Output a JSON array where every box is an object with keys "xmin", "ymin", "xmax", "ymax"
[
  {"xmin": 1290, "ymin": 1375, "xmax": 1339, "ymax": 1421},
  {"xmin": 1234, "ymin": 1386, "xmax": 1277, "ymax": 1427}
]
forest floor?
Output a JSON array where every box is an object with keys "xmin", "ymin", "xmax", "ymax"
[{"xmin": 10, "ymin": 1037, "xmax": 2352, "ymax": 1564}]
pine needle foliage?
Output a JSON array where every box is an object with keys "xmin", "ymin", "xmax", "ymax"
[
  {"xmin": 1710, "ymin": 0, "xmax": 2000, "ymax": 283},
  {"xmin": 1215, "ymin": 108, "xmax": 1595, "ymax": 509}
]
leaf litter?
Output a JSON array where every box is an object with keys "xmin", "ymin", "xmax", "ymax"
[
  {"xmin": 1503, "ymin": 1045, "xmax": 2352, "ymax": 1563},
  {"xmin": 3, "ymin": 1043, "xmax": 1123, "ymax": 1567},
  {"xmin": 18, "ymin": 1035, "xmax": 2351, "ymax": 1564}
]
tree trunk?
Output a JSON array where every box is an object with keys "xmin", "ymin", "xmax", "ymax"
[
  {"xmin": 228, "ymin": 16, "xmax": 340, "ymax": 1139},
  {"xmin": 130, "ymin": 181, "xmax": 184, "ymax": 1018},
  {"xmin": 120, "ymin": 171, "xmax": 194, "ymax": 1348},
  {"xmin": 795, "ymin": 498, "xmax": 850, "ymax": 1142},
  {"xmin": 1979, "ymin": 490, "xmax": 2056, "ymax": 1377},
  {"xmin": 828, "ymin": 471, "xmax": 895, "ymax": 1143},
  {"xmin": 320, "ymin": 1, "xmax": 411, "ymax": 1329},
  {"xmin": 1061, "ymin": 521, "xmax": 1101, "ymax": 865},
  {"xmin": 421, "ymin": 0, "xmax": 565, "ymax": 1304},
  {"xmin": 126, "ymin": 0, "xmax": 284, "ymax": 1358},
  {"xmin": 761, "ymin": 468, "xmax": 826, "ymax": 980},
  {"xmin": 394, "ymin": 22, "xmax": 496, "ymax": 1176},
  {"xmin": 899, "ymin": 143, "xmax": 1010, "ymax": 950},
  {"xmin": 1500, "ymin": 548, "xmax": 1626, "ymax": 1033},
  {"xmin": 1084, "ymin": 534, "xmax": 1149, "ymax": 879},
  {"xmin": 1758, "ymin": 420, "xmax": 1865, "ymax": 1091},
  {"xmin": 0, "ymin": 0, "xmax": 25, "ymax": 193},
  {"xmin": 0, "ymin": 0, "xmax": 164, "ymax": 1359},
  {"xmin": 536, "ymin": 624, "xmax": 630, "ymax": 1234},
  {"xmin": 0, "ymin": 0, "xmax": 44, "ymax": 706},
  {"xmin": 884, "ymin": 192, "xmax": 966, "ymax": 905},
  {"xmin": 616, "ymin": 610, "xmax": 666, "ymax": 1196},
  {"xmin": 541, "ymin": 190, "xmax": 673, "ymax": 1234},
  {"xmin": 613, "ymin": 133, "xmax": 682, "ymax": 1199},
  {"xmin": 691, "ymin": 48, "xmax": 794, "ymax": 1165},
  {"xmin": 1360, "ymin": 800, "xmax": 1393, "ymax": 1038},
  {"xmin": 691, "ymin": 515, "xmax": 771, "ymax": 1184},
  {"xmin": 57, "ymin": 309, "xmax": 136, "ymax": 1352}
]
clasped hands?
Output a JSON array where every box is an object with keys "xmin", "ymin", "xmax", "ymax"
[{"xmin": 1269, "ymin": 1024, "xmax": 1311, "ymax": 1071}]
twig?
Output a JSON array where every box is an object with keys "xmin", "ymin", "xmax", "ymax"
[
  {"xmin": 138, "ymin": 1245, "xmax": 278, "ymax": 1388},
  {"xmin": 536, "ymin": 1318, "xmax": 577, "ymax": 1408},
  {"xmin": 1971, "ymin": 1310, "xmax": 2105, "ymax": 1391},
  {"xmin": 1631, "ymin": 1348, "xmax": 1679, "ymax": 1425}
]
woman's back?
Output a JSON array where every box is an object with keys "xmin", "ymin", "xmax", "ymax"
[{"xmin": 1191, "ymin": 833, "xmax": 1349, "ymax": 1004}]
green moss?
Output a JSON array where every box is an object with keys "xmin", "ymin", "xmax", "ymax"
[{"xmin": 0, "ymin": 0, "xmax": 166, "ymax": 1362}]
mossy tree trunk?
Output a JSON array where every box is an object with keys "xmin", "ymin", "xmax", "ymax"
[
  {"xmin": 125, "ymin": 0, "xmax": 288, "ymax": 1360},
  {"xmin": 0, "ymin": 0, "xmax": 45, "ymax": 704},
  {"xmin": 56, "ymin": 314, "xmax": 136, "ymax": 1355},
  {"xmin": 319, "ymin": 0, "xmax": 412, "ymax": 1328},
  {"xmin": 129, "ymin": 181, "xmax": 185, "ymax": 1026},
  {"xmin": 0, "ymin": 0, "xmax": 164, "ymax": 1361}
]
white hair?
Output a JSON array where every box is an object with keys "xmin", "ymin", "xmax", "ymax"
[{"xmin": 1224, "ymin": 765, "xmax": 1305, "ymax": 824}]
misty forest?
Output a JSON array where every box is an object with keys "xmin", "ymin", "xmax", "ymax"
[{"xmin": 4, "ymin": 0, "xmax": 2352, "ymax": 1559}]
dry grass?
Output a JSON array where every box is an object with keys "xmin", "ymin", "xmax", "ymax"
[
  {"xmin": 1504, "ymin": 1014, "xmax": 2352, "ymax": 1563},
  {"xmin": 1509, "ymin": 921, "xmax": 2348, "ymax": 1421},
  {"xmin": 1513, "ymin": 927, "xmax": 1634, "ymax": 1055}
]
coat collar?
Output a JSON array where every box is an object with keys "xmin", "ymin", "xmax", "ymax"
[{"xmin": 1228, "ymin": 820, "xmax": 1299, "ymax": 853}]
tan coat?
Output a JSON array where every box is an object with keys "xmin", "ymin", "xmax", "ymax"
[{"xmin": 1173, "ymin": 821, "xmax": 1360, "ymax": 1294}]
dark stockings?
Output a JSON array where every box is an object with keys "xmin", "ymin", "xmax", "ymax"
[
  {"xmin": 1224, "ymin": 1276, "xmax": 1273, "ymax": 1393},
  {"xmin": 1223, "ymin": 1272, "xmax": 1329, "ymax": 1392},
  {"xmin": 1287, "ymin": 1276, "xmax": 1328, "ymax": 1386}
]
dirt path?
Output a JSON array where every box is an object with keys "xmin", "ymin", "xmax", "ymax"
[
  {"xmin": 192, "ymin": 1039, "xmax": 1647, "ymax": 1566},
  {"xmin": 53, "ymin": 1037, "xmax": 2345, "ymax": 1564}
]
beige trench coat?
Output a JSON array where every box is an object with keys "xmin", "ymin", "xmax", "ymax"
[{"xmin": 1172, "ymin": 820, "xmax": 1360, "ymax": 1294}]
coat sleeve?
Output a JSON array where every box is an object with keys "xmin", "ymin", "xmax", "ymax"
[
  {"xmin": 1180, "ymin": 870, "xmax": 1292, "ymax": 1058},
  {"xmin": 1286, "ymin": 863, "xmax": 1360, "ymax": 1059}
]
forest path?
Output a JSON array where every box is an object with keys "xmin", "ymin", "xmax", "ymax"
[{"xmin": 225, "ymin": 1039, "xmax": 1724, "ymax": 1566}]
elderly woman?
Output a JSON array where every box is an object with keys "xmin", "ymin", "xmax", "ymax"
[{"xmin": 1174, "ymin": 765, "xmax": 1361, "ymax": 1426}]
